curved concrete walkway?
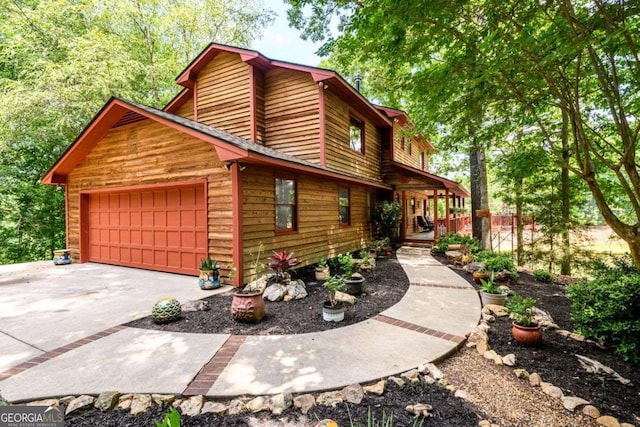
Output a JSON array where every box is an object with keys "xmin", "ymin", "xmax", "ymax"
[{"xmin": 0, "ymin": 247, "xmax": 480, "ymax": 402}]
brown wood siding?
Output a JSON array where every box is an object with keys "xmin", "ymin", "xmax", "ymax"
[
  {"xmin": 393, "ymin": 122, "xmax": 429, "ymax": 169},
  {"xmin": 196, "ymin": 52, "xmax": 251, "ymax": 139},
  {"xmin": 254, "ymin": 68, "xmax": 266, "ymax": 143},
  {"xmin": 324, "ymin": 91, "xmax": 382, "ymax": 182},
  {"xmin": 264, "ymin": 69, "xmax": 320, "ymax": 162},
  {"xmin": 66, "ymin": 119, "xmax": 233, "ymax": 277},
  {"xmin": 241, "ymin": 166, "xmax": 373, "ymax": 282},
  {"xmin": 175, "ymin": 97, "xmax": 194, "ymax": 119}
]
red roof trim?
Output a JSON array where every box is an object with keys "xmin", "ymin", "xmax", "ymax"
[
  {"xmin": 164, "ymin": 87, "xmax": 193, "ymax": 113},
  {"xmin": 391, "ymin": 161, "xmax": 470, "ymax": 197}
]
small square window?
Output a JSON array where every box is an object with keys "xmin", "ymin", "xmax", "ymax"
[{"xmin": 349, "ymin": 117, "xmax": 364, "ymax": 153}]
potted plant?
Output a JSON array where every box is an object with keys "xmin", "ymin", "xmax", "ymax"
[
  {"xmin": 315, "ymin": 257, "xmax": 330, "ymax": 281},
  {"xmin": 322, "ymin": 275, "xmax": 346, "ymax": 322},
  {"xmin": 472, "ymin": 267, "xmax": 490, "ymax": 284},
  {"xmin": 198, "ymin": 257, "xmax": 220, "ymax": 289},
  {"xmin": 231, "ymin": 245, "xmax": 268, "ymax": 323},
  {"xmin": 267, "ymin": 250, "xmax": 300, "ymax": 283},
  {"xmin": 338, "ymin": 253, "xmax": 365, "ymax": 296},
  {"xmin": 479, "ymin": 272, "xmax": 507, "ymax": 306},
  {"xmin": 506, "ymin": 294, "xmax": 542, "ymax": 345}
]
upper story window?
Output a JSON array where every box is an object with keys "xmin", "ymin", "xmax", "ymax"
[
  {"xmin": 400, "ymin": 137, "xmax": 405, "ymax": 150},
  {"xmin": 339, "ymin": 187, "xmax": 350, "ymax": 225},
  {"xmin": 275, "ymin": 178, "xmax": 296, "ymax": 232},
  {"xmin": 349, "ymin": 117, "xmax": 364, "ymax": 153},
  {"xmin": 420, "ymin": 152, "xmax": 426, "ymax": 170}
]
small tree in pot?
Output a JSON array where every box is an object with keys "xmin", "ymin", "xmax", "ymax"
[
  {"xmin": 322, "ymin": 275, "xmax": 346, "ymax": 322},
  {"xmin": 338, "ymin": 253, "xmax": 365, "ymax": 296},
  {"xmin": 506, "ymin": 294, "xmax": 542, "ymax": 345}
]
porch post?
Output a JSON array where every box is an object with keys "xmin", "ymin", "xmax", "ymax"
[
  {"xmin": 445, "ymin": 189, "xmax": 450, "ymax": 233},
  {"xmin": 433, "ymin": 189, "xmax": 439, "ymax": 241},
  {"xmin": 401, "ymin": 191, "xmax": 407, "ymax": 241}
]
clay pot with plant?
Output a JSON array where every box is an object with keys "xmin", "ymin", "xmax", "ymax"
[
  {"xmin": 506, "ymin": 294, "xmax": 542, "ymax": 345},
  {"xmin": 479, "ymin": 272, "xmax": 507, "ymax": 306},
  {"xmin": 231, "ymin": 244, "xmax": 267, "ymax": 323},
  {"xmin": 198, "ymin": 257, "xmax": 220, "ymax": 290},
  {"xmin": 322, "ymin": 275, "xmax": 346, "ymax": 322},
  {"xmin": 472, "ymin": 267, "xmax": 490, "ymax": 284},
  {"xmin": 315, "ymin": 257, "xmax": 330, "ymax": 281}
]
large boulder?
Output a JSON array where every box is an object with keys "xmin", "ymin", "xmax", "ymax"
[
  {"xmin": 285, "ymin": 280, "xmax": 308, "ymax": 300},
  {"xmin": 263, "ymin": 284, "xmax": 286, "ymax": 302}
]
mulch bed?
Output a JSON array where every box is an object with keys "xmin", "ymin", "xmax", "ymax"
[
  {"xmin": 435, "ymin": 253, "xmax": 640, "ymax": 426},
  {"xmin": 127, "ymin": 256, "xmax": 410, "ymax": 335}
]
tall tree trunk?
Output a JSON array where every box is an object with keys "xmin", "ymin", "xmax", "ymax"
[
  {"xmin": 470, "ymin": 139, "xmax": 490, "ymax": 250},
  {"xmin": 560, "ymin": 107, "xmax": 571, "ymax": 275}
]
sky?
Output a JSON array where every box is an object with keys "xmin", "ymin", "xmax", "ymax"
[{"xmin": 251, "ymin": 0, "xmax": 325, "ymax": 67}]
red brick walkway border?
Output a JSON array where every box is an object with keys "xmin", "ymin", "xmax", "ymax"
[
  {"xmin": 374, "ymin": 315, "xmax": 465, "ymax": 344},
  {"xmin": 182, "ymin": 335, "xmax": 247, "ymax": 396},
  {"xmin": 0, "ymin": 325, "xmax": 127, "ymax": 382}
]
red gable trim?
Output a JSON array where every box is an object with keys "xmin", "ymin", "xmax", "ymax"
[
  {"xmin": 164, "ymin": 87, "xmax": 193, "ymax": 113},
  {"xmin": 391, "ymin": 161, "xmax": 470, "ymax": 197}
]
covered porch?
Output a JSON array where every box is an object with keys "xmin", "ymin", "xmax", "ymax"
[{"xmin": 384, "ymin": 163, "xmax": 470, "ymax": 243}]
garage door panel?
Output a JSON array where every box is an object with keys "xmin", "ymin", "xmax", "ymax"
[{"xmin": 87, "ymin": 184, "xmax": 206, "ymax": 275}]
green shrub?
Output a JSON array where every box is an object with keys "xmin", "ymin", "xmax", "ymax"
[
  {"xmin": 374, "ymin": 201, "xmax": 402, "ymax": 241},
  {"xmin": 475, "ymin": 250, "xmax": 516, "ymax": 274},
  {"xmin": 435, "ymin": 233, "xmax": 480, "ymax": 254},
  {"xmin": 567, "ymin": 256, "xmax": 640, "ymax": 363},
  {"xmin": 154, "ymin": 408, "xmax": 181, "ymax": 427},
  {"xmin": 533, "ymin": 269, "xmax": 555, "ymax": 283}
]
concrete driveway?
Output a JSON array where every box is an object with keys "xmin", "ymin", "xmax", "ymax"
[{"xmin": 0, "ymin": 261, "xmax": 221, "ymax": 372}]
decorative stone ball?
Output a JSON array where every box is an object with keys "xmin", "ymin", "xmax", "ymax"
[
  {"xmin": 314, "ymin": 420, "xmax": 339, "ymax": 427},
  {"xmin": 151, "ymin": 297, "xmax": 182, "ymax": 324}
]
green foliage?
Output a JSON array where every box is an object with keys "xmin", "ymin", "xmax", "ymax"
[
  {"xmin": 373, "ymin": 201, "xmax": 402, "ymax": 242},
  {"xmin": 506, "ymin": 294, "xmax": 537, "ymax": 327},
  {"xmin": 567, "ymin": 257, "xmax": 640, "ymax": 363},
  {"xmin": 435, "ymin": 233, "xmax": 479, "ymax": 254},
  {"xmin": 199, "ymin": 257, "xmax": 218, "ymax": 270},
  {"xmin": 338, "ymin": 253, "xmax": 357, "ymax": 278},
  {"xmin": 317, "ymin": 257, "xmax": 328, "ymax": 268},
  {"xmin": 475, "ymin": 251, "xmax": 516, "ymax": 274},
  {"xmin": 267, "ymin": 250, "xmax": 301, "ymax": 281},
  {"xmin": 532, "ymin": 269, "xmax": 555, "ymax": 284},
  {"xmin": 153, "ymin": 408, "xmax": 181, "ymax": 427},
  {"xmin": 323, "ymin": 275, "xmax": 346, "ymax": 307},
  {"xmin": 346, "ymin": 405, "xmax": 424, "ymax": 427},
  {"xmin": 0, "ymin": 0, "xmax": 273, "ymax": 265},
  {"xmin": 480, "ymin": 272, "xmax": 502, "ymax": 295}
]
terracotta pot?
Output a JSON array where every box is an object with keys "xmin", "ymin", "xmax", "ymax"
[
  {"xmin": 345, "ymin": 275, "xmax": 366, "ymax": 296},
  {"xmin": 480, "ymin": 291, "xmax": 506, "ymax": 306},
  {"xmin": 473, "ymin": 271, "xmax": 490, "ymax": 284},
  {"xmin": 512, "ymin": 323, "xmax": 542, "ymax": 345},
  {"xmin": 231, "ymin": 290, "xmax": 265, "ymax": 323},
  {"xmin": 322, "ymin": 301, "xmax": 344, "ymax": 322},
  {"xmin": 199, "ymin": 268, "xmax": 220, "ymax": 290},
  {"xmin": 315, "ymin": 266, "xmax": 330, "ymax": 282}
]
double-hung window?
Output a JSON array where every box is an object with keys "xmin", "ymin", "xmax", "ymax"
[
  {"xmin": 349, "ymin": 117, "xmax": 364, "ymax": 153},
  {"xmin": 275, "ymin": 178, "xmax": 296, "ymax": 232},
  {"xmin": 339, "ymin": 187, "xmax": 350, "ymax": 225}
]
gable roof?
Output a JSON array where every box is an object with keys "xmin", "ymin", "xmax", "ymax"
[
  {"xmin": 41, "ymin": 97, "xmax": 391, "ymax": 191},
  {"xmin": 168, "ymin": 43, "xmax": 391, "ymax": 127}
]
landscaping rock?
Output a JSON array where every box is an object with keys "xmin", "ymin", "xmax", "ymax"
[
  {"xmin": 464, "ymin": 262, "xmax": 485, "ymax": 272},
  {"xmin": 246, "ymin": 275, "xmax": 269, "ymax": 293},
  {"xmin": 596, "ymin": 415, "xmax": 621, "ymax": 427},
  {"xmin": 422, "ymin": 374, "xmax": 436, "ymax": 385},
  {"xmin": 540, "ymin": 382, "xmax": 564, "ymax": 399},
  {"xmin": 264, "ymin": 284, "xmax": 286, "ymax": 302},
  {"xmin": 422, "ymin": 363, "xmax": 444, "ymax": 380},
  {"xmin": 181, "ymin": 395, "xmax": 204, "ymax": 416},
  {"xmin": 534, "ymin": 308, "xmax": 559, "ymax": 330},
  {"xmin": 293, "ymin": 394, "xmax": 315, "ymax": 415},
  {"xmin": 181, "ymin": 300, "xmax": 211, "ymax": 312},
  {"xmin": 95, "ymin": 391, "xmax": 119, "ymax": 411},
  {"xmin": 389, "ymin": 376, "xmax": 406, "ymax": 387},
  {"xmin": 466, "ymin": 328, "xmax": 489, "ymax": 349},
  {"xmin": 454, "ymin": 390, "xmax": 470, "ymax": 401},
  {"xmin": 130, "ymin": 394, "xmax": 152, "ymax": 416},
  {"xmin": 476, "ymin": 338, "xmax": 490, "ymax": 355},
  {"xmin": 316, "ymin": 391, "xmax": 343, "ymax": 407},
  {"xmin": 341, "ymin": 384, "xmax": 364, "ymax": 404},
  {"xmin": 562, "ymin": 396, "xmax": 589, "ymax": 412},
  {"xmin": 514, "ymin": 369, "xmax": 529, "ymax": 379},
  {"xmin": 59, "ymin": 396, "xmax": 75, "ymax": 405},
  {"xmin": 227, "ymin": 399, "xmax": 248, "ymax": 415},
  {"xmin": 405, "ymin": 403, "xmax": 433, "ymax": 416},
  {"xmin": 65, "ymin": 395, "xmax": 95, "ymax": 415},
  {"xmin": 171, "ymin": 399, "xmax": 183, "ymax": 408},
  {"xmin": 27, "ymin": 399, "xmax": 60, "ymax": 407},
  {"xmin": 502, "ymin": 353, "xmax": 517, "ymax": 366},
  {"xmin": 529, "ymin": 372, "xmax": 541, "ymax": 387},
  {"xmin": 269, "ymin": 392, "xmax": 292, "ymax": 415},
  {"xmin": 116, "ymin": 394, "xmax": 133, "ymax": 410},
  {"xmin": 483, "ymin": 350, "xmax": 503, "ymax": 365},
  {"xmin": 0, "ymin": 394, "xmax": 8, "ymax": 407},
  {"xmin": 484, "ymin": 304, "xmax": 509, "ymax": 317},
  {"xmin": 151, "ymin": 394, "xmax": 175, "ymax": 407},
  {"xmin": 247, "ymin": 396, "xmax": 269, "ymax": 413},
  {"xmin": 582, "ymin": 405, "xmax": 601, "ymax": 419},
  {"xmin": 334, "ymin": 291, "xmax": 357, "ymax": 305},
  {"xmin": 286, "ymin": 280, "xmax": 308, "ymax": 300},
  {"xmin": 363, "ymin": 380, "xmax": 385, "ymax": 395},
  {"xmin": 201, "ymin": 401, "xmax": 227, "ymax": 415},
  {"xmin": 401, "ymin": 369, "xmax": 421, "ymax": 383}
]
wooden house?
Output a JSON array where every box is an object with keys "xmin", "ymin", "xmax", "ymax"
[{"xmin": 42, "ymin": 44, "xmax": 468, "ymax": 285}]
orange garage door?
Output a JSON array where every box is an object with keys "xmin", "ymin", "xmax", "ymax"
[{"xmin": 87, "ymin": 184, "xmax": 207, "ymax": 275}]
